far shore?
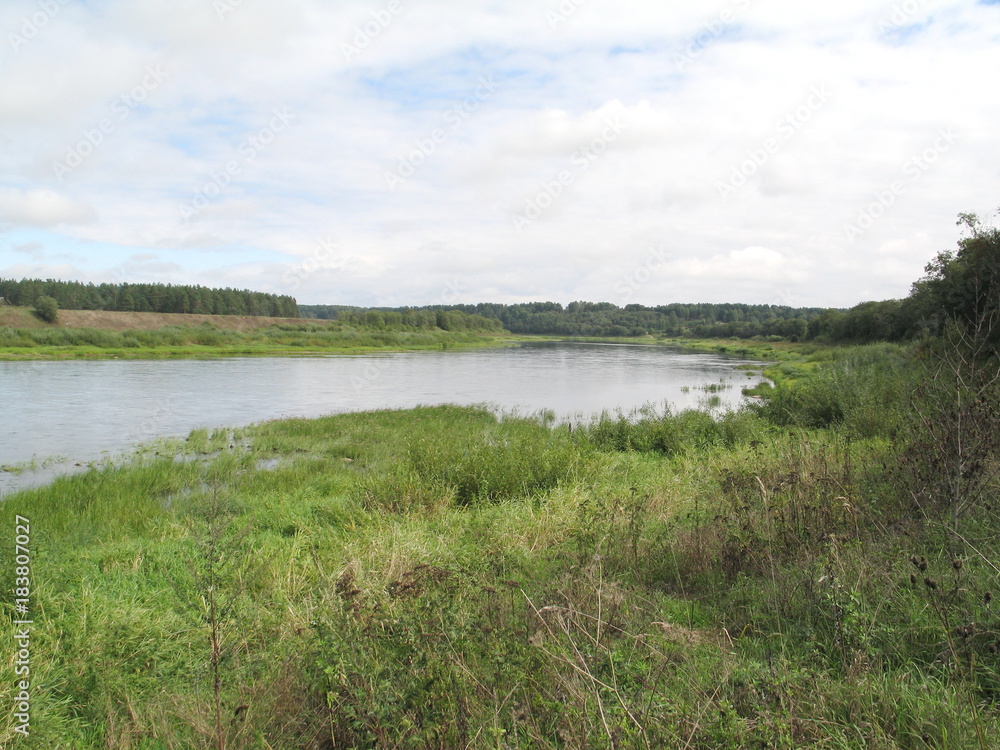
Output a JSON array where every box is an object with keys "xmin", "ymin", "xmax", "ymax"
[{"xmin": 0, "ymin": 307, "xmax": 820, "ymax": 370}]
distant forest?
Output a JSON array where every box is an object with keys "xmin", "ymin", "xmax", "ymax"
[
  {"xmin": 301, "ymin": 217, "xmax": 1000, "ymax": 345},
  {"xmin": 299, "ymin": 306, "xmax": 505, "ymax": 333},
  {"xmin": 0, "ymin": 278, "xmax": 299, "ymax": 318},
  {"xmin": 6, "ymin": 214, "xmax": 995, "ymax": 345},
  {"xmin": 300, "ymin": 302, "xmax": 828, "ymax": 341}
]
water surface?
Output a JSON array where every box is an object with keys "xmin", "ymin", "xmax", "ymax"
[{"xmin": 0, "ymin": 342, "xmax": 763, "ymax": 494}]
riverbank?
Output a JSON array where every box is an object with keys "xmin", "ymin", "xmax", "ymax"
[
  {"xmin": 0, "ymin": 307, "xmax": 303, "ymax": 331},
  {"xmin": 1, "ymin": 342, "xmax": 997, "ymax": 747},
  {"xmin": 0, "ymin": 308, "xmax": 512, "ymax": 359},
  {"xmin": 1, "ymin": 308, "xmax": 829, "ymax": 366},
  {"xmin": 0, "ymin": 343, "xmax": 760, "ymax": 496},
  {"xmin": 510, "ymin": 333, "xmax": 833, "ymax": 385}
]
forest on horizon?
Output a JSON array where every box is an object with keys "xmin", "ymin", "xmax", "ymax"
[{"xmin": 5, "ymin": 213, "xmax": 997, "ymax": 348}]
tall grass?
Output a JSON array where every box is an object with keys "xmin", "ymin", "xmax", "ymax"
[
  {"xmin": 752, "ymin": 342, "xmax": 918, "ymax": 437},
  {"xmin": 1, "ymin": 344, "xmax": 998, "ymax": 747},
  {"xmin": 0, "ymin": 322, "xmax": 502, "ymax": 357}
]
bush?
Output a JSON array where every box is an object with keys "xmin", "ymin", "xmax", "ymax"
[
  {"xmin": 34, "ymin": 294, "xmax": 59, "ymax": 323},
  {"xmin": 754, "ymin": 343, "xmax": 916, "ymax": 438},
  {"xmin": 586, "ymin": 406, "xmax": 724, "ymax": 455},
  {"xmin": 344, "ymin": 406, "xmax": 594, "ymax": 510}
]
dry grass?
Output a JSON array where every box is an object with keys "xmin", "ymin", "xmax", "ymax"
[{"xmin": 0, "ymin": 305, "xmax": 307, "ymax": 331}]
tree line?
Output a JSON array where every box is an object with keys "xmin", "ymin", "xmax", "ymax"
[
  {"xmin": 300, "ymin": 305, "xmax": 504, "ymax": 333},
  {"xmin": 813, "ymin": 213, "xmax": 1000, "ymax": 345},
  {"xmin": 8, "ymin": 211, "xmax": 994, "ymax": 343},
  {"xmin": 0, "ymin": 278, "xmax": 299, "ymax": 318},
  {"xmin": 303, "ymin": 212, "xmax": 999, "ymax": 346},
  {"xmin": 301, "ymin": 301, "xmax": 826, "ymax": 340}
]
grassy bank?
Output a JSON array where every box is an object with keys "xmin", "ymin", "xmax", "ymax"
[
  {"xmin": 1, "ymin": 308, "xmax": 826, "ymax": 362},
  {"xmin": 2, "ymin": 340, "xmax": 999, "ymax": 748},
  {"xmin": 510, "ymin": 334, "xmax": 831, "ymax": 384},
  {"xmin": 0, "ymin": 307, "xmax": 304, "ymax": 332},
  {"xmin": 0, "ymin": 309, "xmax": 509, "ymax": 359}
]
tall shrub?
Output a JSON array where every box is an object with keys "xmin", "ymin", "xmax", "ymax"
[{"xmin": 34, "ymin": 294, "xmax": 58, "ymax": 323}]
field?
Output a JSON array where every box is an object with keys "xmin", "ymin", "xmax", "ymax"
[
  {"xmin": 0, "ymin": 308, "xmax": 509, "ymax": 359},
  {"xmin": 2, "ymin": 341, "xmax": 999, "ymax": 748},
  {"xmin": 0, "ymin": 308, "xmax": 302, "ymax": 332}
]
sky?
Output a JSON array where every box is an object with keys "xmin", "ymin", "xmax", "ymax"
[{"xmin": 1, "ymin": 0, "xmax": 998, "ymax": 309}]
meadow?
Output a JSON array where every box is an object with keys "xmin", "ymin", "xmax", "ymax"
[
  {"xmin": 1, "ymin": 339, "xmax": 999, "ymax": 748},
  {"xmin": 0, "ymin": 316, "xmax": 506, "ymax": 360}
]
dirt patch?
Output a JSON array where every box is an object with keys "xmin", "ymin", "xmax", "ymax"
[
  {"xmin": 0, "ymin": 307, "xmax": 45, "ymax": 328},
  {"xmin": 0, "ymin": 306, "xmax": 311, "ymax": 332},
  {"xmin": 387, "ymin": 564, "xmax": 456, "ymax": 598}
]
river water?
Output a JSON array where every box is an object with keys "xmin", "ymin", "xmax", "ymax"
[{"xmin": 0, "ymin": 342, "xmax": 763, "ymax": 494}]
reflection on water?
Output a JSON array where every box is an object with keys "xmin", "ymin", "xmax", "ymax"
[{"xmin": 0, "ymin": 342, "xmax": 763, "ymax": 494}]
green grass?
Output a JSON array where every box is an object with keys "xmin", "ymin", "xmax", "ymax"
[
  {"xmin": 1, "ymin": 344, "xmax": 999, "ymax": 748},
  {"xmin": 0, "ymin": 323, "xmax": 510, "ymax": 360},
  {"xmin": 657, "ymin": 336, "xmax": 824, "ymax": 360}
]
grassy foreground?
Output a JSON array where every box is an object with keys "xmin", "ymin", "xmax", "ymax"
[{"xmin": 2, "ymin": 343, "xmax": 999, "ymax": 748}]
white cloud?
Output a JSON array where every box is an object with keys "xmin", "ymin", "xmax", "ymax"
[
  {"xmin": 1, "ymin": 0, "xmax": 998, "ymax": 307},
  {"xmin": 0, "ymin": 189, "xmax": 97, "ymax": 227},
  {"xmin": 674, "ymin": 246, "xmax": 810, "ymax": 282}
]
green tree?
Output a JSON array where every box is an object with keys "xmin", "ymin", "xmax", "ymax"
[
  {"xmin": 33, "ymin": 294, "xmax": 58, "ymax": 323},
  {"xmin": 911, "ymin": 212, "xmax": 1000, "ymax": 347}
]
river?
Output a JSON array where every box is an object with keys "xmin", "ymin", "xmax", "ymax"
[{"xmin": 0, "ymin": 341, "xmax": 764, "ymax": 494}]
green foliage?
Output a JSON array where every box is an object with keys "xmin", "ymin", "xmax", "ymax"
[
  {"xmin": 170, "ymin": 483, "xmax": 273, "ymax": 749},
  {"xmin": 910, "ymin": 213, "xmax": 1000, "ymax": 346},
  {"xmin": 329, "ymin": 306, "xmax": 504, "ymax": 333},
  {"xmin": 33, "ymin": 294, "xmax": 58, "ymax": 323},
  {"xmin": 301, "ymin": 300, "xmax": 828, "ymax": 339},
  {"xmin": 0, "ymin": 320, "xmax": 503, "ymax": 358},
  {"xmin": 894, "ymin": 320, "xmax": 1000, "ymax": 531},
  {"xmin": 818, "ymin": 210, "xmax": 1000, "ymax": 345},
  {"xmin": 342, "ymin": 405, "xmax": 593, "ymax": 508},
  {"xmin": 586, "ymin": 405, "xmax": 730, "ymax": 455},
  {"xmin": 0, "ymin": 276, "xmax": 298, "ymax": 317},
  {"xmin": 753, "ymin": 343, "xmax": 917, "ymax": 438}
]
